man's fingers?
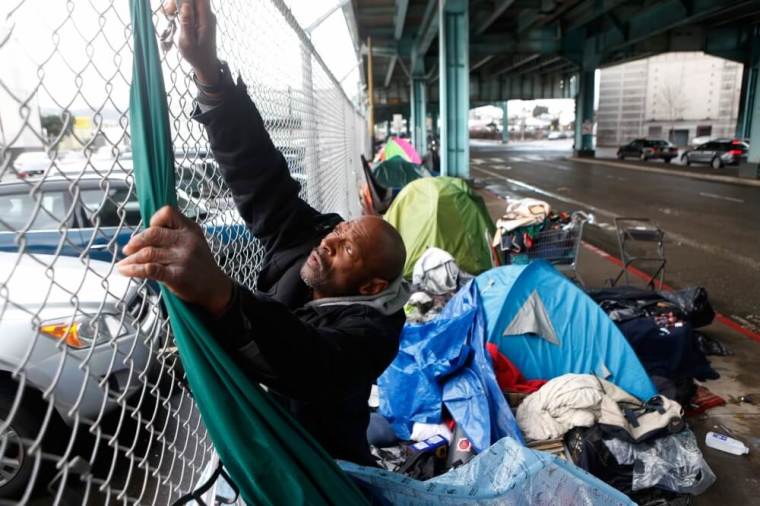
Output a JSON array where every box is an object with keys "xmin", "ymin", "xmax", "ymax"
[
  {"xmin": 179, "ymin": 0, "xmax": 195, "ymax": 26},
  {"xmin": 120, "ymin": 246, "xmax": 176, "ymax": 267},
  {"xmin": 162, "ymin": 0, "xmax": 177, "ymax": 17},
  {"xmin": 123, "ymin": 226, "xmax": 179, "ymax": 255},
  {"xmin": 194, "ymin": 0, "xmax": 213, "ymax": 29},
  {"xmin": 117, "ymin": 261, "xmax": 168, "ymax": 283},
  {"xmin": 150, "ymin": 205, "xmax": 187, "ymax": 229}
]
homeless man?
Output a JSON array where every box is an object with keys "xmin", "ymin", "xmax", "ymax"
[{"xmin": 117, "ymin": 0, "xmax": 409, "ymax": 466}]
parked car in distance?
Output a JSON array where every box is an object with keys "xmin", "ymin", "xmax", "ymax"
[
  {"xmin": 0, "ymin": 252, "xmax": 160, "ymax": 497},
  {"xmin": 11, "ymin": 151, "xmax": 52, "ymax": 179},
  {"xmin": 681, "ymin": 139, "xmax": 749, "ymax": 169},
  {"xmin": 547, "ymin": 131, "xmax": 569, "ymax": 140},
  {"xmin": 617, "ymin": 139, "xmax": 679, "ymax": 162}
]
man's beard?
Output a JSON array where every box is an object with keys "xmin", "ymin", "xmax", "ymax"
[{"xmin": 300, "ymin": 250, "xmax": 329, "ymax": 290}]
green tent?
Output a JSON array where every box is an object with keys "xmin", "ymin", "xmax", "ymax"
[
  {"xmin": 385, "ymin": 177, "xmax": 496, "ymax": 278},
  {"xmin": 372, "ymin": 156, "xmax": 424, "ymax": 190}
]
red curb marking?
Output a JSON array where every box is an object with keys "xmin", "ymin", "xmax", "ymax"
[{"xmin": 581, "ymin": 242, "xmax": 760, "ymax": 344}]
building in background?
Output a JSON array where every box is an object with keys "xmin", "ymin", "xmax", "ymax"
[{"xmin": 597, "ymin": 52, "xmax": 743, "ymax": 147}]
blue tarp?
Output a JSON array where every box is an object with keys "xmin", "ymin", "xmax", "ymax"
[
  {"xmin": 340, "ymin": 437, "xmax": 635, "ymax": 505},
  {"xmin": 478, "ymin": 261, "xmax": 657, "ymax": 400},
  {"xmin": 378, "ymin": 282, "xmax": 524, "ymax": 451}
]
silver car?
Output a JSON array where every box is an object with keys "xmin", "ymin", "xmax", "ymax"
[{"xmin": 0, "ymin": 252, "xmax": 161, "ymax": 497}]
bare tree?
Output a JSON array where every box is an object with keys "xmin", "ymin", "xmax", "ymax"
[{"xmin": 659, "ymin": 82, "xmax": 687, "ymax": 143}]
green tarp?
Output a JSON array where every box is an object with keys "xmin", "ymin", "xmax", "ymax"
[
  {"xmin": 128, "ymin": 1, "xmax": 367, "ymax": 504},
  {"xmin": 384, "ymin": 177, "xmax": 496, "ymax": 278}
]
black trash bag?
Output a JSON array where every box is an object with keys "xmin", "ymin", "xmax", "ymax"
[
  {"xmin": 695, "ymin": 332, "xmax": 731, "ymax": 356},
  {"xmin": 586, "ymin": 287, "xmax": 682, "ymax": 323},
  {"xmin": 564, "ymin": 426, "xmax": 633, "ymax": 493},
  {"xmin": 660, "ymin": 288, "xmax": 715, "ymax": 329}
]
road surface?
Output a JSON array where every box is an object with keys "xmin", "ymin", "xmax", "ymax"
[{"xmin": 470, "ymin": 139, "xmax": 760, "ymax": 326}]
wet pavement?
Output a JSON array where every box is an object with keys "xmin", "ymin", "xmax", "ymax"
[{"xmin": 470, "ymin": 139, "xmax": 760, "ymax": 330}]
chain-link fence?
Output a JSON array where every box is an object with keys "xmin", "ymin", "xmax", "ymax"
[{"xmin": 0, "ymin": 0, "xmax": 367, "ymax": 503}]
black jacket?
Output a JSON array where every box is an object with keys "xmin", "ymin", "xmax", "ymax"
[{"xmin": 193, "ymin": 78, "xmax": 405, "ymax": 465}]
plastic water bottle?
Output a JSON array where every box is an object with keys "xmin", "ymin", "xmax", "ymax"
[{"xmin": 705, "ymin": 432, "xmax": 749, "ymax": 455}]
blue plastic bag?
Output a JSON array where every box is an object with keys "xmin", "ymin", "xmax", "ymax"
[
  {"xmin": 341, "ymin": 437, "xmax": 635, "ymax": 505},
  {"xmin": 378, "ymin": 282, "xmax": 523, "ymax": 450}
]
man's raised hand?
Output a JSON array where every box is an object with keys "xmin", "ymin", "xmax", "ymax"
[{"xmin": 163, "ymin": 0, "xmax": 219, "ymax": 86}]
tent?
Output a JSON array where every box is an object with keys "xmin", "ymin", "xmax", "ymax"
[
  {"xmin": 372, "ymin": 156, "xmax": 425, "ymax": 190},
  {"xmin": 374, "ymin": 136, "xmax": 422, "ymax": 164},
  {"xmin": 385, "ymin": 177, "xmax": 495, "ymax": 278},
  {"xmin": 477, "ymin": 261, "xmax": 657, "ymax": 401}
]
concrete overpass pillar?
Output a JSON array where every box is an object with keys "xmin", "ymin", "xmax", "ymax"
[
  {"xmin": 411, "ymin": 77, "xmax": 427, "ymax": 156},
  {"xmin": 501, "ymin": 101, "xmax": 509, "ymax": 144},
  {"xmin": 574, "ymin": 68, "xmax": 595, "ymax": 157},
  {"xmin": 439, "ymin": 0, "xmax": 469, "ymax": 178},
  {"xmin": 736, "ymin": 26, "xmax": 760, "ymax": 139}
]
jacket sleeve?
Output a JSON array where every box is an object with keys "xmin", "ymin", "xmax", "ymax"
[
  {"xmin": 206, "ymin": 284, "xmax": 400, "ymax": 402},
  {"xmin": 192, "ymin": 78, "xmax": 322, "ymax": 255}
]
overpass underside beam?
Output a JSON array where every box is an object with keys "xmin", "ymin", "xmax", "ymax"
[
  {"xmin": 439, "ymin": 0, "xmax": 469, "ymax": 178},
  {"xmin": 471, "ymin": 71, "xmax": 576, "ymax": 103}
]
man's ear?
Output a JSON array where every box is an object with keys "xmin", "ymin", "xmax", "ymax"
[{"xmin": 358, "ymin": 278, "xmax": 389, "ymax": 296}]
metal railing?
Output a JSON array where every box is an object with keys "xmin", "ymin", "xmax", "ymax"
[{"xmin": 0, "ymin": 0, "xmax": 367, "ymax": 503}]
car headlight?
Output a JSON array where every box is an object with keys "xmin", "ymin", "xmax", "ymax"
[{"xmin": 40, "ymin": 314, "xmax": 127, "ymax": 349}]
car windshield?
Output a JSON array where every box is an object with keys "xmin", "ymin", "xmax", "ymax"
[
  {"xmin": 644, "ymin": 140, "xmax": 669, "ymax": 147},
  {"xmin": 0, "ymin": 191, "xmax": 68, "ymax": 231}
]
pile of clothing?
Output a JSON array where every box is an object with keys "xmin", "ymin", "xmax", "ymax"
[
  {"xmin": 513, "ymin": 373, "xmax": 715, "ymax": 501},
  {"xmin": 587, "ymin": 286, "xmax": 726, "ymax": 408}
]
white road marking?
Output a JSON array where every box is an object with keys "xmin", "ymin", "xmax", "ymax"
[
  {"xmin": 472, "ymin": 166, "xmax": 760, "ymax": 271},
  {"xmin": 698, "ymin": 192, "xmax": 744, "ymax": 203}
]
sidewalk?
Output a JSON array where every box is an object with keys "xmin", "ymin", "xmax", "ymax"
[
  {"xmin": 477, "ymin": 187, "xmax": 760, "ymax": 505},
  {"xmin": 588, "ymin": 148, "xmax": 760, "ymax": 188}
]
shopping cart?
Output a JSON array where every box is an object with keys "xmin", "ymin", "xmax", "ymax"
[
  {"xmin": 610, "ymin": 217, "xmax": 666, "ymax": 289},
  {"xmin": 500, "ymin": 211, "xmax": 590, "ymax": 286}
]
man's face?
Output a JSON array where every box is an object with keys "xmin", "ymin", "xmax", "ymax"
[{"xmin": 300, "ymin": 218, "xmax": 378, "ymax": 297}]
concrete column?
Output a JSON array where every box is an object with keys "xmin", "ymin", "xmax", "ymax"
[
  {"xmin": 747, "ymin": 62, "xmax": 760, "ymax": 167},
  {"xmin": 439, "ymin": 0, "xmax": 469, "ymax": 178},
  {"xmin": 501, "ymin": 101, "xmax": 509, "ymax": 144},
  {"xmin": 736, "ymin": 27, "xmax": 760, "ymax": 139},
  {"xmin": 411, "ymin": 77, "xmax": 427, "ymax": 154},
  {"xmin": 574, "ymin": 68, "xmax": 596, "ymax": 157},
  {"xmin": 430, "ymin": 109, "xmax": 439, "ymax": 137}
]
